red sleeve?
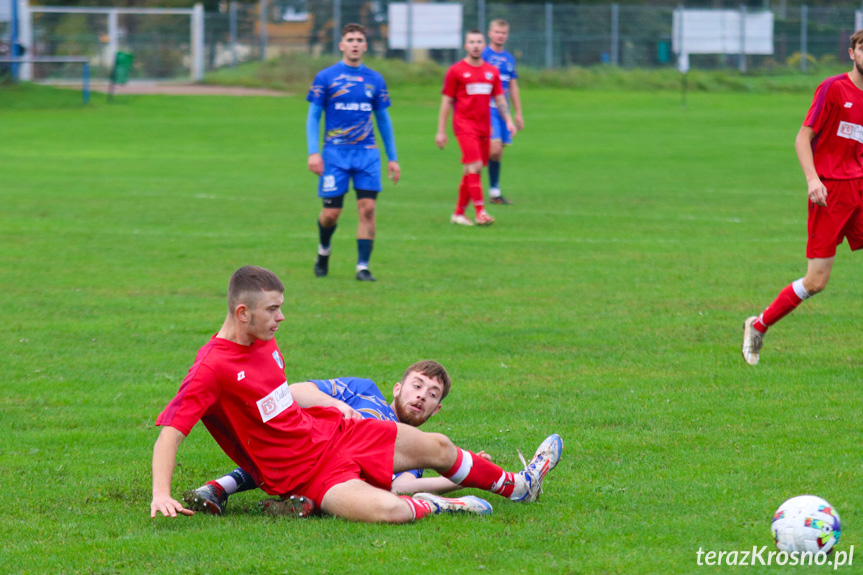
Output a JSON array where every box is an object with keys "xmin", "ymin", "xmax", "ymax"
[
  {"xmin": 155, "ymin": 362, "xmax": 220, "ymax": 436},
  {"xmin": 804, "ymin": 79, "xmax": 833, "ymax": 135},
  {"xmin": 442, "ymin": 66, "xmax": 459, "ymax": 98}
]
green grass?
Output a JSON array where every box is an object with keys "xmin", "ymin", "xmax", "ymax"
[{"xmin": 1, "ymin": 82, "xmax": 862, "ymax": 574}]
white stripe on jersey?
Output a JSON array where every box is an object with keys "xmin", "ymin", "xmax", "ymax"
[{"xmin": 466, "ymin": 83, "xmax": 493, "ymax": 95}]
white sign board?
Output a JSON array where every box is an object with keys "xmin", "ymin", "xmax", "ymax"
[
  {"xmin": 0, "ymin": 0, "xmax": 11, "ymax": 23},
  {"xmin": 388, "ymin": 2, "xmax": 462, "ymax": 50},
  {"xmin": 673, "ymin": 9, "xmax": 774, "ymax": 55},
  {"xmin": 856, "ymin": 10, "xmax": 862, "ymax": 33}
]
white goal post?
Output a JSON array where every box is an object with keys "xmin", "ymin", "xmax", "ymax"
[{"xmin": 16, "ymin": 0, "xmax": 204, "ymax": 81}]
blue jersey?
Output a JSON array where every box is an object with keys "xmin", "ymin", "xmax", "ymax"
[
  {"xmin": 310, "ymin": 377, "xmax": 423, "ymax": 480},
  {"xmin": 482, "ymin": 47, "xmax": 518, "ymax": 107},
  {"xmin": 306, "ymin": 62, "xmax": 391, "ymax": 149}
]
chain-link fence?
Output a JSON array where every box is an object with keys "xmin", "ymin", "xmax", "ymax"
[{"xmin": 14, "ymin": 1, "xmax": 863, "ymax": 82}]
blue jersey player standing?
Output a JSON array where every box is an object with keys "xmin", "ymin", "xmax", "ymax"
[
  {"xmin": 307, "ymin": 23, "xmax": 400, "ymax": 282},
  {"xmin": 482, "ymin": 19, "xmax": 523, "ymax": 205}
]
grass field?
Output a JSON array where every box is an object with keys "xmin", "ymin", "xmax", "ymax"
[{"xmin": 2, "ymin": 79, "xmax": 862, "ymax": 574}]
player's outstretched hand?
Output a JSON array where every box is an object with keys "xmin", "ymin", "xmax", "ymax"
[
  {"xmin": 151, "ymin": 494, "xmax": 194, "ymax": 518},
  {"xmin": 435, "ymin": 131, "xmax": 448, "ymax": 150},
  {"xmin": 334, "ymin": 402, "xmax": 363, "ymax": 420},
  {"xmin": 387, "ymin": 161, "xmax": 401, "ymax": 185},
  {"xmin": 807, "ymin": 177, "xmax": 828, "ymax": 207},
  {"xmin": 476, "ymin": 450, "xmax": 493, "ymax": 462},
  {"xmin": 308, "ymin": 153, "xmax": 324, "ymax": 176}
]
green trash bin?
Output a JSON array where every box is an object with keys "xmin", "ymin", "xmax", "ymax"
[{"xmin": 108, "ymin": 51, "xmax": 134, "ymax": 100}]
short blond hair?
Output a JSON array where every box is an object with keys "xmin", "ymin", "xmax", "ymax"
[{"xmin": 489, "ymin": 19, "xmax": 509, "ymax": 30}]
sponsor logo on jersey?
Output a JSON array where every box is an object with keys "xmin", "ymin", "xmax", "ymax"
[
  {"xmin": 365, "ymin": 84, "xmax": 374, "ymax": 98},
  {"xmin": 257, "ymin": 381, "xmax": 293, "ymax": 423},
  {"xmin": 500, "ymin": 74, "xmax": 511, "ymax": 81},
  {"xmin": 837, "ymin": 121, "xmax": 863, "ymax": 143},
  {"xmin": 466, "ymin": 82, "xmax": 494, "ymax": 95},
  {"xmin": 335, "ymin": 102, "xmax": 373, "ymax": 111},
  {"xmin": 845, "ymin": 102, "xmax": 854, "ymax": 108},
  {"xmin": 272, "ymin": 351, "xmax": 284, "ymax": 369},
  {"xmin": 463, "ymin": 72, "xmax": 471, "ymax": 78},
  {"xmin": 237, "ymin": 371, "xmax": 245, "ymax": 381}
]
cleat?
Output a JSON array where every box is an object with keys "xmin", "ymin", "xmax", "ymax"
[
  {"xmin": 511, "ymin": 434, "xmax": 563, "ymax": 502},
  {"xmin": 742, "ymin": 316, "xmax": 764, "ymax": 366},
  {"xmin": 314, "ymin": 254, "xmax": 329, "ymax": 278},
  {"xmin": 413, "ymin": 493, "xmax": 493, "ymax": 516},
  {"xmin": 450, "ymin": 213, "xmax": 474, "ymax": 226},
  {"xmin": 475, "ymin": 211, "xmax": 495, "ymax": 226},
  {"xmin": 356, "ymin": 268, "xmax": 376, "ymax": 282},
  {"xmin": 259, "ymin": 495, "xmax": 316, "ymax": 518},
  {"xmin": 489, "ymin": 196, "xmax": 512, "ymax": 205},
  {"xmin": 182, "ymin": 484, "xmax": 228, "ymax": 515}
]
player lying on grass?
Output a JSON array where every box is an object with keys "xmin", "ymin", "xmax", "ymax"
[
  {"xmin": 151, "ymin": 265, "xmax": 563, "ymax": 522},
  {"xmin": 182, "ymin": 361, "xmax": 496, "ymax": 516}
]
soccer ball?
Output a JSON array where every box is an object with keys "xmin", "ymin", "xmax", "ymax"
[{"xmin": 771, "ymin": 495, "xmax": 841, "ymax": 555}]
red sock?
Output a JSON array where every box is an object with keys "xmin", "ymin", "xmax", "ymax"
[
  {"xmin": 455, "ymin": 176, "xmax": 470, "ymax": 215},
  {"xmin": 758, "ymin": 280, "xmax": 810, "ymax": 331},
  {"xmin": 466, "ymin": 173, "xmax": 485, "ymax": 215},
  {"xmin": 400, "ymin": 496, "xmax": 432, "ymax": 521},
  {"xmin": 443, "ymin": 449, "xmax": 517, "ymax": 498}
]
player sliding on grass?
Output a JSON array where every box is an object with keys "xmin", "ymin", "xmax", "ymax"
[
  {"xmin": 151, "ymin": 266, "xmax": 563, "ymax": 522},
  {"xmin": 182, "ymin": 361, "xmax": 496, "ymax": 515},
  {"xmin": 437, "ymin": 30, "xmax": 516, "ymax": 227},
  {"xmin": 743, "ymin": 29, "xmax": 863, "ymax": 365}
]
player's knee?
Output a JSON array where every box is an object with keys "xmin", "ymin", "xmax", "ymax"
[
  {"xmin": 376, "ymin": 497, "xmax": 414, "ymax": 523},
  {"xmin": 807, "ymin": 277, "xmax": 828, "ymax": 294}
]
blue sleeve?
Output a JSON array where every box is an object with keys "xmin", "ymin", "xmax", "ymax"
[
  {"xmin": 393, "ymin": 468, "xmax": 424, "ymax": 481},
  {"xmin": 374, "ymin": 108, "xmax": 398, "ymax": 163},
  {"xmin": 306, "ymin": 103, "xmax": 323, "ymax": 155}
]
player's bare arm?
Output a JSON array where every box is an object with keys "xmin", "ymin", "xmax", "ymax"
[
  {"xmin": 510, "ymin": 79, "xmax": 524, "ymax": 131},
  {"xmin": 289, "ymin": 381, "xmax": 362, "ymax": 419},
  {"xmin": 151, "ymin": 426, "xmax": 194, "ymax": 518},
  {"xmin": 308, "ymin": 153, "xmax": 324, "ymax": 176},
  {"xmin": 794, "ymin": 125, "xmax": 828, "ymax": 207},
  {"xmin": 391, "ymin": 451, "xmax": 493, "ymax": 494},
  {"xmin": 387, "ymin": 161, "xmax": 401, "ymax": 184},
  {"xmin": 494, "ymin": 95, "xmax": 517, "ymax": 136},
  {"xmin": 436, "ymin": 96, "xmax": 454, "ymax": 149}
]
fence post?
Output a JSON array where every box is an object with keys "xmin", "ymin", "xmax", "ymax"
[
  {"xmin": 18, "ymin": 0, "xmax": 31, "ymax": 80},
  {"xmin": 610, "ymin": 3, "xmax": 619, "ymax": 66},
  {"xmin": 333, "ymin": 0, "xmax": 341, "ymax": 56},
  {"xmin": 108, "ymin": 9, "xmax": 118, "ymax": 73},
  {"xmin": 545, "ymin": 2, "xmax": 553, "ymax": 69},
  {"xmin": 229, "ymin": 1, "xmax": 237, "ymax": 67},
  {"xmin": 193, "ymin": 3, "xmax": 204, "ymax": 80},
  {"xmin": 259, "ymin": 0, "xmax": 267, "ymax": 60},
  {"xmin": 739, "ymin": 4, "xmax": 746, "ymax": 73},
  {"xmin": 800, "ymin": 4, "xmax": 807, "ymax": 72},
  {"xmin": 406, "ymin": 0, "xmax": 413, "ymax": 63}
]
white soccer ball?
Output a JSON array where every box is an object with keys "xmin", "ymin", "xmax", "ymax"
[{"xmin": 771, "ymin": 495, "xmax": 841, "ymax": 555}]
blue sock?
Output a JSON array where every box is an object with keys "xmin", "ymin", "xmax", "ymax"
[
  {"xmin": 488, "ymin": 160, "xmax": 501, "ymax": 190},
  {"xmin": 230, "ymin": 468, "xmax": 257, "ymax": 493},
  {"xmin": 357, "ymin": 239, "xmax": 373, "ymax": 268},
  {"xmin": 318, "ymin": 220, "xmax": 337, "ymax": 253}
]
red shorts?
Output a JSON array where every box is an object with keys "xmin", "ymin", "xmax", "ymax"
[
  {"xmin": 807, "ymin": 177, "xmax": 863, "ymax": 258},
  {"xmin": 456, "ymin": 132, "xmax": 490, "ymax": 166},
  {"xmin": 294, "ymin": 418, "xmax": 397, "ymax": 506}
]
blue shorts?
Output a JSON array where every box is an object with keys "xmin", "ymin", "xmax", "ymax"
[
  {"xmin": 490, "ymin": 107, "xmax": 512, "ymax": 145},
  {"xmin": 319, "ymin": 146, "xmax": 382, "ymax": 198}
]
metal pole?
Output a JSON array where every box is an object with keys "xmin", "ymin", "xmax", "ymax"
[
  {"xmin": 259, "ymin": 0, "xmax": 267, "ymax": 60},
  {"xmin": 19, "ymin": 0, "xmax": 31, "ymax": 80},
  {"xmin": 108, "ymin": 9, "xmax": 119, "ymax": 73},
  {"xmin": 193, "ymin": 3, "xmax": 204, "ymax": 80},
  {"xmin": 406, "ymin": 0, "xmax": 413, "ymax": 63},
  {"xmin": 545, "ymin": 2, "xmax": 552, "ymax": 69},
  {"xmin": 800, "ymin": 4, "xmax": 807, "ymax": 72},
  {"xmin": 229, "ymin": 1, "xmax": 237, "ymax": 67},
  {"xmin": 478, "ymin": 0, "xmax": 485, "ymax": 36},
  {"xmin": 739, "ymin": 4, "xmax": 746, "ymax": 73},
  {"xmin": 611, "ymin": 3, "xmax": 619, "ymax": 66},
  {"xmin": 10, "ymin": 0, "xmax": 19, "ymax": 79},
  {"xmin": 82, "ymin": 61, "xmax": 90, "ymax": 104},
  {"xmin": 332, "ymin": 0, "xmax": 341, "ymax": 56}
]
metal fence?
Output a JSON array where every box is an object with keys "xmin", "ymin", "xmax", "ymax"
[{"xmin": 10, "ymin": 1, "xmax": 863, "ymax": 82}]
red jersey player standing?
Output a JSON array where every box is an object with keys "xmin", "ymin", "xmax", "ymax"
[
  {"xmin": 743, "ymin": 30, "xmax": 863, "ymax": 365},
  {"xmin": 436, "ymin": 29, "xmax": 516, "ymax": 226}
]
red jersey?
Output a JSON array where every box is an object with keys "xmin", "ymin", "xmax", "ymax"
[
  {"xmin": 442, "ymin": 59, "xmax": 504, "ymax": 137},
  {"xmin": 156, "ymin": 336, "xmax": 345, "ymax": 496},
  {"xmin": 804, "ymin": 73, "xmax": 863, "ymax": 180}
]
